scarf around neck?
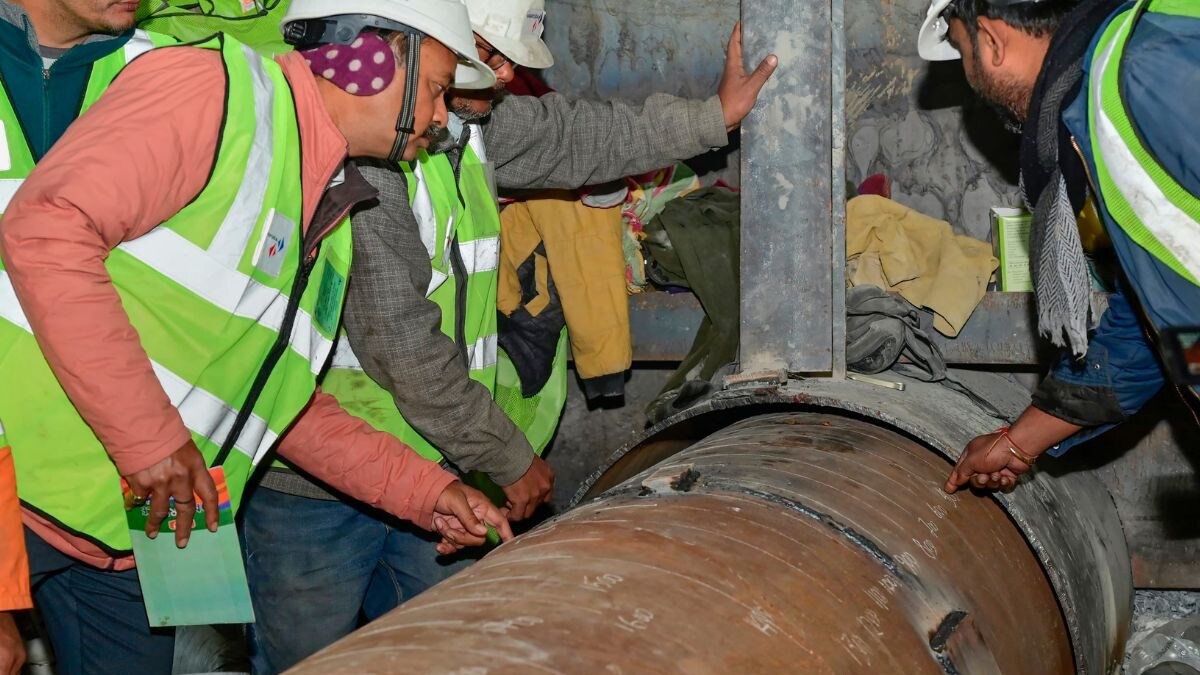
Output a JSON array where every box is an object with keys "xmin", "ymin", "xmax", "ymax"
[{"xmin": 1019, "ymin": 0, "xmax": 1126, "ymax": 357}]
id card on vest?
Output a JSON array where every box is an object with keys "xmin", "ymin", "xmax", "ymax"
[{"xmin": 122, "ymin": 467, "xmax": 255, "ymax": 626}]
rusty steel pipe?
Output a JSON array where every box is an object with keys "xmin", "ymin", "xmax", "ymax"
[{"xmin": 291, "ymin": 413, "xmax": 1074, "ymax": 674}]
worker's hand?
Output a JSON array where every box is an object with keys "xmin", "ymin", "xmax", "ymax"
[
  {"xmin": 0, "ymin": 611, "xmax": 25, "ymax": 675},
  {"xmin": 432, "ymin": 482, "xmax": 513, "ymax": 555},
  {"xmin": 501, "ymin": 455, "xmax": 554, "ymax": 521},
  {"xmin": 945, "ymin": 432, "xmax": 1032, "ymax": 493},
  {"xmin": 718, "ymin": 22, "xmax": 779, "ymax": 132},
  {"xmin": 123, "ymin": 440, "xmax": 219, "ymax": 548}
]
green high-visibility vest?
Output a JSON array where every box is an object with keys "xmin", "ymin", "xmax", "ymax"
[
  {"xmin": 137, "ymin": 0, "xmax": 296, "ymax": 57},
  {"xmin": 0, "ymin": 34, "xmax": 353, "ymax": 554},
  {"xmin": 322, "ymin": 127, "xmax": 567, "ymax": 465},
  {"xmin": 323, "ymin": 135, "xmax": 502, "ymax": 461},
  {"xmin": 1088, "ymin": 0, "xmax": 1200, "ymax": 286},
  {"xmin": 0, "ymin": 27, "xmax": 174, "ymax": 479}
]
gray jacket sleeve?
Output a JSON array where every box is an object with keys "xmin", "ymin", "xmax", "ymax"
[
  {"xmin": 482, "ymin": 92, "xmax": 728, "ymax": 191},
  {"xmin": 343, "ymin": 161, "xmax": 535, "ymax": 486}
]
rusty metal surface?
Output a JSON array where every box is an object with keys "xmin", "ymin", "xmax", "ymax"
[
  {"xmin": 626, "ymin": 291, "xmax": 1110, "ymax": 366},
  {"xmin": 573, "ymin": 375, "xmax": 1133, "ymax": 674},
  {"xmin": 739, "ymin": 1, "xmax": 837, "ymax": 373},
  {"xmin": 292, "ymin": 414, "xmax": 1071, "ymax": 675}
]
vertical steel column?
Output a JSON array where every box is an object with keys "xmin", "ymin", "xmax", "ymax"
[{"xmin": 739, "ymin": 0, "xmax": 846, "ymax": 376}]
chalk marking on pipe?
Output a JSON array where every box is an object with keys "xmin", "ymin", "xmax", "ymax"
[
  {"xmin": 389, "ymin": 594, "xmax": 605, "ymax": 618},
  {"xmin": 621, "ymin": 518, "xmax": 829, "ymax": 588},
  {"xmin": 300, "ymin": 644, "xmax": 562, "ymax": 673},
  {"xmin": 445, "ymin": 575, "xmax": 543, "ymax": 592},
  {"xmin": 604, "ymin": 557, "xmax": 809, "ymax": 650}
]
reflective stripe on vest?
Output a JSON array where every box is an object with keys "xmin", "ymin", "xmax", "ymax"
[
  {"xmin": 0, "ymin": 35, "xmax": 352, "ymax": 553},
  {"xmin": 322, "ymin": 134, "xmax": 500, "ymax": 463},
  {"xmin": 1089, "ymin": 0, "xmax": 1200, "ymax": 286}
]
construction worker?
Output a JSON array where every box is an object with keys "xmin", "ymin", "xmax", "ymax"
[
  {"xmin": 0, "ymin": 3, "xmax": 173, "ymax": 671},
  {"xmin": 0, "ymin": 0, "xmax": 513, "ymax": 671},
  {"xmin": 918, "ymin": 0, "xmax": 1200, "ymax": 492},
  {"xmin": 241, "ymin": 1, "xmax": 779, "ymax": 670}
]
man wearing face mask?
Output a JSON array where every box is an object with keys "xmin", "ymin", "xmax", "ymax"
[
  {"xmin": 243, "ymin": 0, "xmax": 779, "ymax": 670},
  {"xmin": 0, "ymin": 1, "xmax": 513, "ymax": 672},
  {"xmin": 913, "ymin": 0, "xmax": 1200, "ymax": 493}
]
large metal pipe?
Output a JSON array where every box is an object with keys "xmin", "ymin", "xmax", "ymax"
[{"xmin": 291, "ymin": 413, "xmax": 1075, "ymax": 674}]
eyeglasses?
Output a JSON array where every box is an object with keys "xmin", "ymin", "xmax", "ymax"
[{"xmin": 475, "ymin": 39, "xmax": 512, "ymax": 72}]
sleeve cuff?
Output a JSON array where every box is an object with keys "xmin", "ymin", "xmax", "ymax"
[
  {"xmin": 0, "ymin": 588, "xmax": 31, "ymax": 610},
  {"xmin": 110, "ymin": 426, "xmax": 193, "ymax": 476},
  {"xmin": 1045, "ymin": 422, "xmax": 1118, "ymax": 458},
  {"xmin": 0, "ymin": 585, "xmax": 32, "ymax": 612},
  {"xmin": 395, "ymin": 470, "xmax": 458, "ymax": 531},
  {"xmin": 486, "ymin": 440, "xmax": 535, "ymax": 487},
  {"xmin": 1031, "ymin": 376, "xmax": 1127, "ymax": 428},
  {"xmin": 695, "ymin": 95, "xmax": 730, "ymax": 150}
]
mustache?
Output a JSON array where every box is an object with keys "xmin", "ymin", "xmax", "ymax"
[{"xmin": 423, "ymin": 122, "xmax": 449, "ymax": 143}]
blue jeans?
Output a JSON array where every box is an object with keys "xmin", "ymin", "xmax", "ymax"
[
  {"xmin": 24, "ymin": 528, "xmax": 176, "ymax": 675},
  {"xmin": 240, "ymin": 486, "xmax": 472, "ymax": 674}
]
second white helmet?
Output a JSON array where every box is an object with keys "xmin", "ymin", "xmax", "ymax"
[
  {"xmin": 464, "ymin": 0, "xmax": 554, "ymax": 69},
  {"xmin": 917, "ymin": 0, "xmax": 961, "ymax": 61}
]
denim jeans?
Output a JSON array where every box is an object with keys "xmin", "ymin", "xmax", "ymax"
[
  {"xmin": 24, "ymin": 528, "xmax": 176, "ymax": 675},
  {"xmin": 240, "ymin": 486, "xmax": 471, "ymax": 674}
]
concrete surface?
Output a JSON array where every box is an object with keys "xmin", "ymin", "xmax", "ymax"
[{"xmin": 542, "ymin": 0, "xmax": 1023, "ymax": 235}]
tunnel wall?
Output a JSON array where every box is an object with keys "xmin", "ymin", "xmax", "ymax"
[{"xmin": 540, "ymin": 0, "xmax": 1022, "ymax": 240}]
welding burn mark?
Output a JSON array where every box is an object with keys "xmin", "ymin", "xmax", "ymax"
[
  {"xmin": 933, "ymin": 653, "xmax": 961, "ymax": 675},
  {"xmin": 705, "ymin": 482, "xmax": 905, "ymax": 579},
  {"xmin": 671, "ymin": 468, "xmax": 700, "ymax": 492},
  {"xmin": 928, "ymin": 610, "xmax": 968, "ymax": 675},
  {"xmin": 929, "ymin": 610, "xmax": 967, "ymax": 652}
]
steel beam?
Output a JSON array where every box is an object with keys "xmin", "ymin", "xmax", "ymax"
[
  {"xmin": 739, "ymin": 0, "xmax": 845, "ymax": 375},
  {"xmin": 626, "ymin": 291, "xmax": 1109, "ymax": 366}
]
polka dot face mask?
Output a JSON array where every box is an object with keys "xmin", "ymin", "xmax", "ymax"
[{"xmin": 300, "ymin": 32, "xmax": 397, "ymax": 96}]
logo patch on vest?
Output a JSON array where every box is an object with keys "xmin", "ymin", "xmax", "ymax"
[
  {"xmin": 315, "ymin": 259, "xmax": 346, "ymax": 335},
  {"xmin": 253, "ymin": 209, "xmax": 294, "ymax": 278}
]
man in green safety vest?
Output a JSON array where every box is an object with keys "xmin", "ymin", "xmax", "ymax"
[
  {"xmin": 241, "ymin": 0, "xmax": 781, "ymax": 669},
  {"xmin": 0, "ymin": 0, "xmax": 512, "ymax": 672},
  {"xmin": 0, "ymin": 4, "xmax": 174, "ymax": 671},
  {"xmin": 913, "ymin": 0, "xmax": 1200, "ymax": 491}
]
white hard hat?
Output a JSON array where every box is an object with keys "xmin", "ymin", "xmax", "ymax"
[
  {"xmin": 464, "ymin": 0, "xmax": 553, "ymax": 69},
  {"xmin": 918, "ymin": 0, "xmax": 962, "ymax": 61},
  {"xmin": 282, "ymin": 0, "xmax": 496, "ymax": 89}
]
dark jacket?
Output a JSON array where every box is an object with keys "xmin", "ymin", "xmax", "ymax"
[
  {"xmin": 1037, "ymin": 4, "xmax": 1200, "ymax": 454},
  {"xmin": 0, "ymin": 1, "xmax": 132, "ymax": 160}
]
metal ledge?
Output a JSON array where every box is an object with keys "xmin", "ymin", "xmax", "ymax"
[{"xmin": 625, "ymin": 290, "xmax": 1110, "ymax": 367}]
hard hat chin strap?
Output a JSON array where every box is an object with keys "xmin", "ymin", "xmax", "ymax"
[{"xmin": 389, "ymin": 32, "xmax": 423, "ymax": 163}]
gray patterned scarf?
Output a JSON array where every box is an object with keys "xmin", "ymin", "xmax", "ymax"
[{"xmin": 1020, "ymin": 0, "xmax": 1124, "ymax": 358}]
